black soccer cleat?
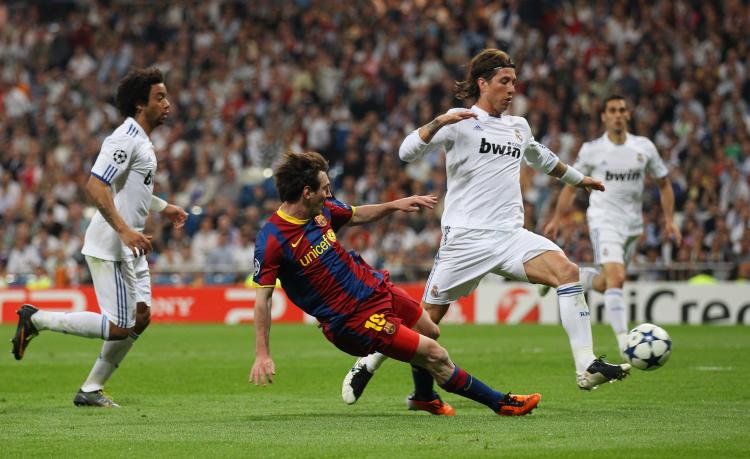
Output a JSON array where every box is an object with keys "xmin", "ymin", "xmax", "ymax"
[
  {"xmin": 73, "ymin": 389, "xmax": 120, "ymax": 408},
  {"xmin": 341, "ymin": 357, "xmax": 374, "ymax": 405},
  {"xmin": 11, "ymin": 304, "xmax": 39, "ymax": 361},
  {"xmin": 577, "ymin": 357, "xmax": 631, "ymax": 390}
]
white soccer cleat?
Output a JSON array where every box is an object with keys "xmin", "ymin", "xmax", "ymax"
[
  {"xmin": 342, "ymin": 357, "xmax": 373, "ymax": 405},
  {"xmin": 577, "ymin": 358, "xmax": 631, "ymax": 390}
]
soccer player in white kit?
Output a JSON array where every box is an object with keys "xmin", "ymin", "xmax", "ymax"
[
  {"xmin": 544, "ymin": 95, "xmax": 681, "ymax": 357},
  {"xmin": 342, "ymin": 49, "xmax": 629, "ymax": 413},
  {"xmin": 11, "ymin": 68, "xmax": 188, "ymax": 407}
]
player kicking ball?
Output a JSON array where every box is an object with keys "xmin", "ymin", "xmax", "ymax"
[{"xmin": 249, "ymin": 151, "xmax": 540, "ymax": 416}]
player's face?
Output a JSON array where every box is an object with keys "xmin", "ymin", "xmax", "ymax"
[
  {"xmin": 478, "ymin": 67, "xmax": 516, "ymax": 115},
  {"xmin": 601, "ymin": 99, "xmax": 630, "ymax": 134},
  {"xmin": 305, "ymin": 171, "xmax": 331, "ymax": 216},
  {"xmin": 144, "ymin": 83, "xmax": 171, "ymax": 127}
]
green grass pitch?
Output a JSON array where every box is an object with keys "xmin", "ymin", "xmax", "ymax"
[{"xmin": 1, "ymin": 323, "xmax": 748, "ymax": 458}]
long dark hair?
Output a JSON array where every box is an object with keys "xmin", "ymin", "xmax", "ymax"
[
  {"xmin": 274, "ymin": 151, "xmax": 329, "ymax": 202},
  {"xmin": 115, "ymin": 68, "xmax": 164, "ymax": 117},
  {"xmin": 455, "ymin": 49, "xmax": 515, "ymax": 100}
]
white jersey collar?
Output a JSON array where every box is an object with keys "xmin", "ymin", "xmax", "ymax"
[
  {"xmin": 471, "ymin": 105, "xmax": 503, "ymax": 122},
  {"xmin": 125, "ymin": 117, "xmax": 147, "ymax": 137}
]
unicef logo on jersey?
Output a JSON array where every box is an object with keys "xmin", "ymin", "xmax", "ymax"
[{"xmin": 113, "ymin": 149, "xmax": 128, "ymax": 164}]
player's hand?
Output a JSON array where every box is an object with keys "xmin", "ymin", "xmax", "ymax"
[
  {"xmin": 250, "ymin": 356, "xmax": 276, "ymax": 386},
  {"xmin": 119, "ymin": 228, "xmax": 153, "ymax": 257},
  {"xmin": 543, "ymin": 217, "xmax": 561, "ymax": 240},
  {"xmin": 664, "ymin": 221, "xmax": 682, "ymax": 246},
  {"xmin": 394, "ymin": 195, "xmax": 438, "ymax": 212},
  {"xmin": 576, "ymin": 176, "xmax": 605, "ymax": 192},
  {"xmin": 436, "ymin": 110, "xmax": 477, "ymax": 127},
  {"xmin": 162, "ymin": 204, "xmax": 188, "ymax": 229}
]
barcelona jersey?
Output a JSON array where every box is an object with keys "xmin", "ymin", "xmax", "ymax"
[{"xmin": 253, "ymin": 198, "xmax": 385, "ymax": 332}]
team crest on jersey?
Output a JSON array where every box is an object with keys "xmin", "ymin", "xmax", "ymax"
[
  {"xmin": 431, "ymin": 284, "xmax": 439, "ymax": 297},
  {"xmin": 113, "ymin": 149, "xmax": 128, "ymax": 164},
  {"xmin": 383, "ymin": 321, "xmax": 396, "ymax": 335},
  {"xmin": 326, "ymin": 229, "xmax": 337, "ymax": 242},
  {"xmin": 514, "ymin": 129, "xmax": 523, "ymax": 143},
  {"xmin": 315, "ymin": 215, "xmax": 328, "ymax": 227},
  {"xmin": 637, "ymin": 153, "xmax": 644, "ymax": 163},
  {"xmin": 253, "ymin": 258, "xmax": 260, "ymax": 276}
]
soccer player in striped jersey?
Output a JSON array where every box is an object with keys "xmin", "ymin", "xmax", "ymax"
[
  {"xmin": 11, "ymin": 68, "xmax": 188, "ymax": 407},
  {"xmin": 543, "ymin": 95, "xmax": 682, "ymax": 357},
  {"xmin": 250, "ymin": 151, "xmax": 541, "ymax": 417},
  {"xmin": 343, "ymin": 50, "xmax": 629, "ymax": 410}
]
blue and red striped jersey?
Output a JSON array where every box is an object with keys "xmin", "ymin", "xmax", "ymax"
[{"xmin": 253, "ymin": 198, "xmax": 384, "ymax": 329}]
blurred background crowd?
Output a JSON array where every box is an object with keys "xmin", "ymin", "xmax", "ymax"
[{"xmin": 1, "ymin": 0, "xmax": 749, "ymax": 287}]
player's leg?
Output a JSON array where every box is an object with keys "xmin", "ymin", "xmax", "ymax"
[
  {"xmin": 380, "ymin": 325, "xmax": 540, "ymax": 416},
  {"xmin": 342, "ymin": 286, "xmax": 443, "ymax": 406},
  {"xmin": 599, "ymin": 234, "xmax": 638, "ymax": 355},
  {"xmin": 523, "ymin": 248, "xmax": 629, "ymax": 389},
  {"xmin": 11, "ymin": 257, "xmax": 128, "ymax": 361},
  {"xmin": 79, "ymin": 258, "xmax": 152, "ymax": 407}
]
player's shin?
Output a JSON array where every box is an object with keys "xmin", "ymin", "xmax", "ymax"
[
  {"xmin": 557, "ymin": 283, "xmax": 596, "ymax": 372},
  {"xmin": 604, "ymin": 289, "xmax": 629, "ymax": 353},
  {"xmin": 80, "ymin": 331, "xmax": 139, "ymax": 392},
  {"xmin": 32, "ymin": 310, "xmax": 109, "ymax": 339}
]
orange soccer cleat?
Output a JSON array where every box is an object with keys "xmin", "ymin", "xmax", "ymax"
[
  {"xmin": 406, "ymin": 394, "xmax": 456, "ymax": 416},
  {"xmin": 496, "ymin": 392, "xmax": 541, "ymax": 416}
]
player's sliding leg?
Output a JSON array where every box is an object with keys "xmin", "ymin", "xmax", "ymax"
[
  {"xmin": 78, "ymin": 302, "xmax": 150, "ymax": 408},
  {"xmin": 11, "ymin": 304, "xmax": 110, "ymax": 360},
  {"xmin": 381, "ymin": 324, "xmax": 540, "ymax": 416}
]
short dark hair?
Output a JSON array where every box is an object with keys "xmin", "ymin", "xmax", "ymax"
[
  {"xmin": 115, "ymin": 68, "xmax": 165, "ymax": 117},
  {"xmin": 455, "ymin": 49, "xmax": 515, "ymax": 100},
  {"xmin": 601, "ymin": 94, "xmax": 626, "ymax": 113},
  {"xmin": 274, "ymin": 151, "xmax": 329, "ymax": 202}
]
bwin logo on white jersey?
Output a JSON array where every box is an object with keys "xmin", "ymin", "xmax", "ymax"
[{"xmin": 478, "ymin": 138, "xmax": 521, "ymax": 158}]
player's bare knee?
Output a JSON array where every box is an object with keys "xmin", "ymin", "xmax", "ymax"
[
  {"xmin": 606, "ymin": 272, "xmax": 626, "ymax": 288},
  {"xmin": 107, "ymin": 324, "xmax": 130, "ymax": 341},
  {"xmin": 559, "ymin": 260, "xmax": 580, "ymax": 284}
]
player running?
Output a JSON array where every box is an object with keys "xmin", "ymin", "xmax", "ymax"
[
  {"xmin": 543, "ymin": 95, "xmax": 682, "ymax": 357},
  {"xmin": 249, "ymin": 150, "xmax": 541, "ymax": 417},
  {"xmin": 342, "ymin": 49, "xmax": 630, "ymax": 413},
  {"xmin": 11, "ymin": 68, "xmax": 188, "ymax": 407}
]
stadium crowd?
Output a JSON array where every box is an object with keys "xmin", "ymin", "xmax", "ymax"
[{"xmin": 1, "ymin": 0, "xmax": 749, "ymax": 287}]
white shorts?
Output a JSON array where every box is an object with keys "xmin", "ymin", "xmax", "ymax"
[
  {"xmin": 424, "ymin": 227, "xmax": 562, "ymax": 305},
  {"xmin": 85, "ymin": 255, "xmax": 151, "ymax": 328},
  {"xmin": 590, "ymin": 228, "xmax": 639, "ymax": 267}
]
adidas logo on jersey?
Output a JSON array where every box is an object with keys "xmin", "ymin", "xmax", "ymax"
[
  {"xmin": 478, "ymin": 137, "xmax": 521, "ymax": 158},
  {"xmin": 473, "ymin": 124, "xmax": 483, "ymax": 131},
  {"xmin": 605, "ymin": 169, "xmax": 642, "ymax": 181}
]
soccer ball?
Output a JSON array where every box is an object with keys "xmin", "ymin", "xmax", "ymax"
[{"xmin": 623, "ymin": 323, "xmax": 672, "ymax": 371}]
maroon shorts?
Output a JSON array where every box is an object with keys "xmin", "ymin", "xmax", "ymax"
[{"xmin": 321, "ymin": 281, "xmax": 423, "ymax": 359}]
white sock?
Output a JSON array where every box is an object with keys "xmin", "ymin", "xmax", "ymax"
[
  {"xmin": 605, "ymin": 288, "xmax": 629, "ymax": 351},
  {"xmin": 31, "ymin": 310, "xmax": 109, "ymax": 339},
  {"xmin": 80, "ymin": 332, "xmax": 139, "ymax": 392},
  {"xmin": 363, "ymin": 352, "xmax": 387, "ymax": 373},
  {"xmin": 557, "ymin": 282, "xmax": 596, "ymax": 372},
  {"xmin": 579, "ymin": 267, "xmax": 599, "ymax": 292}
]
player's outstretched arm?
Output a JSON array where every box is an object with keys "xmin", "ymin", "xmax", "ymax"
[
  {"xmin": 349, "ymin": 195, "xmax": 438, "ymax": 225},
  {"xmin": 399, "ymin": 110, "xmax": 477, "ymax": 162},
  {"xmin": 151, "ymin": 196, "xmax": 188, "ymax": 229},
  {"xmin": 86, "ymin": 175, "xmax": 152, "ymax": 257},
  {"xmin": 658, "ymin": 177, "xmax": 682, "ymax": 246},
  {"xmin": 250, "ymin": 286, "xmax": 276, "ymax": 386},
  {"xmin": 548, "ymin": 161, "xmax": 604, "ymax": 192}
]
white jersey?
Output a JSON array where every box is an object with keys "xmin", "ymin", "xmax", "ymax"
[
  {"xmin": 81, "ymin": 118, "xmax": 157, "ymax": 261},
  {"xmin": 399, "ymin": 105, "xmax": 559, "ymax": 231},
  {"xmin": 574, "ymin": 133, "xmax": 668, "ymax": 236}
]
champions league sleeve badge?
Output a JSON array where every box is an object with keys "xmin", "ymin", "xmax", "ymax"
[{"xmin": 113, "ymin": 149, "xmax": 128, "ymax": 164}]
